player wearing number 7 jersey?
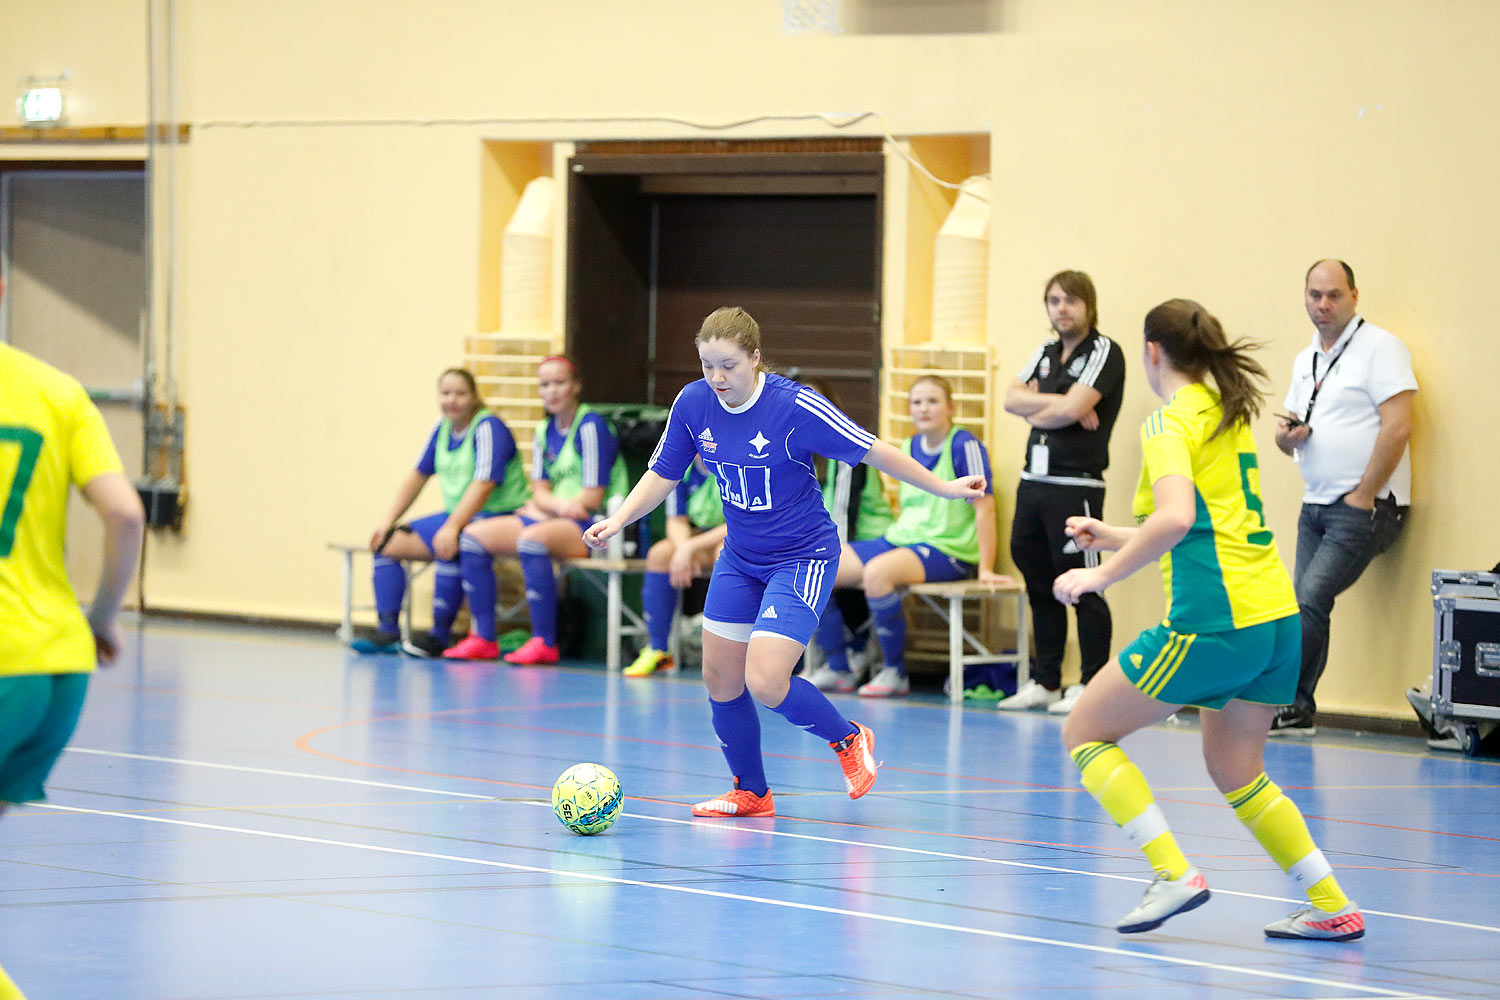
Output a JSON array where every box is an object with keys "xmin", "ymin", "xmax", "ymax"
[
  {"xmin": 0, "ymin": 276, "xmax": 145, "ymax": 844},
  {"xmin": 1051, "ymin": 299, "xmax": 1364, "ymax": 941},
  {"xmin": 585, "ymin": 307, "xmax": 984, "ymax": 818},
  {"xmin": 1, "ymin": 282, "xmax": 146, "ymax": 1000}
]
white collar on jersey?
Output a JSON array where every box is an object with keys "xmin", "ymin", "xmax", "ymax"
[{"xmin": 716, "ymin": 371, "xmax": 767, "ymax": 414}]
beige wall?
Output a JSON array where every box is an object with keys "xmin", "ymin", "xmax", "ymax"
[{"xmin": 4, "ymin": 0, "xmax": 1495, "ymax": 718}]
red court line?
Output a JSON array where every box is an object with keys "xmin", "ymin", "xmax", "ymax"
[
  {"xmin": 1304, "ymin": 813, "xmax": 1500, "ymax": 844},
  {"xmin": 296, "ymin": 708, "xmax": 1499, "ymax": 851},
  {"xmin": 449, "ymin": 716, "xmax": 1076, "ymax": 790}
]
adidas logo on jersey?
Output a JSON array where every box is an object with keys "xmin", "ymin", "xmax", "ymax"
[
  {"xmin": 698, "ymin": 428, "xmax": 714, "ymax": 441},
  {"xmin": 761, "ymin": 606, "xmax": 778, "ymax": 619}
]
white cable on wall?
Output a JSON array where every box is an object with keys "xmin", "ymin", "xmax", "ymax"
[{"xmin": 194, "ymin": 110, "xmax": 987, "ymax": 197}]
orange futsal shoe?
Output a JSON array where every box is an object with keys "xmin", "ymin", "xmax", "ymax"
[
  {"xmin": 691, "ymin": 780, "xmax": 776, "ymax": 818},
  {"xmin": 503, "ymin": 636, "xmax": 560, "ymax": 665},
  {"xmin": 831, "ymin": 721, "xmax": 877, "ymax": 799}
]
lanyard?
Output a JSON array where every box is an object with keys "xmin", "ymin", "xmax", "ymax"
[{"xmin": 1304, "ymin": 318, "xmax": 1363, "ymax": 424}]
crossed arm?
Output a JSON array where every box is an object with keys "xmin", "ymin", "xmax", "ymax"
[{"xmin": 1005, "ymin": 380, "xmax": 1102, "ymax": 431}]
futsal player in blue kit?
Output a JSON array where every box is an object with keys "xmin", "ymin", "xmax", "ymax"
[{"xmin": 586, "ymin": 307, "xmax": 985, "ymax": 817}]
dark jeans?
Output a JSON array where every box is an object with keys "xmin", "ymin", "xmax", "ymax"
[
  {"xmin": 1292, "ymin": 497, "xmax": 1389, "ymax": 716},
  {"xmin": 1010, "ymin": 479, "xmax": 1112, "ymax": 689}
]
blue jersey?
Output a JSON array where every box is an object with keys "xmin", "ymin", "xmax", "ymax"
[
  {"xmin": 533, "ymin": 411, "xmax": 619, "ymax": 488},
  {"xmin": 416, "ymin": 414, "xmax": 514, "ymax": 482},
  {"xmin": 909, "ymin": 428, "xmax": 994, "ymax": 494},
  {"xmin": 650, "ymin": 373, "xmax": 875, "ymax": 563}
]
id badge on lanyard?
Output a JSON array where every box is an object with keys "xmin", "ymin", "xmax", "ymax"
[{"xmin": 1030, "ymin": 438, "xmax": 1050, "ymax": 477}]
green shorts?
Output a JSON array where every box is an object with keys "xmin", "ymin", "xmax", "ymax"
[
  {"xmin": 0, "ymin": 672, "xmax": 90, "ymax": 805},
  {"xmin": 1118, "ymin": 614, "xmax": 1299, "ymax": 710}
]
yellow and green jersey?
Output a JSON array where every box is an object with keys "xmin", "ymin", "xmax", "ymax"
[
  {"xmin": 1, "ymin": 345, "xmax": 125, "ymax": 676},
  {"xmin": 1133, "ymin": 382, "xmax": 1297, "ymax": 633}
]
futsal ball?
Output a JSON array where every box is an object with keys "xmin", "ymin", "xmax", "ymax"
[{"xmin": 551, "ymin": 763, "xmax": 623, "ymax": 835}]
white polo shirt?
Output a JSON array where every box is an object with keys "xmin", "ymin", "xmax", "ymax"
[{"xmin": 1284, "ymin": 315, "xmax": 1418, "ymax": 505}]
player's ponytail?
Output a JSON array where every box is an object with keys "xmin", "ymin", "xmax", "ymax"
[{"xmin": 1143, "ymin": 299, "xmax": 1268, "ymax": 439}]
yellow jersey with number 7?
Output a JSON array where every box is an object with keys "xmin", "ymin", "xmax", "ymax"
[
  {"xmin": 1132, "ymin": 382, "xmax": 1297, "ymax": 633},
  {"xmin": 1, "ymin": 344, "xmax": 125, "ymax": 676}
]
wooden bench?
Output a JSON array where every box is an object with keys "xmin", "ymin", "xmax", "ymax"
[
  {"xmin": 328, "ymin": 542, "xmax": 528, "ymax": 646},
  {"xmin": 559, "ymin": 556, "xmax": 652, "ymax": 670},
  {"xmin": 327, "ymin": 542, "xmax": 435, "ymax": 644},
  {"xmin": 908, "ymin": 579, "xmax": 1030, "ymax": 705}
]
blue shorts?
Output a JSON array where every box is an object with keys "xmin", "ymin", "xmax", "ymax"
[
  {"xmin": 850, "ymin": 536, "xmax": 976, "ymax": 584},
  {"xmin": 406, "ymin": 510, "xmax": 501, "ymax": 552},
  {"xmin": 702, "ymin": 543, "xmax": 838, "ymax": 647},
  {"xmin": 1119, "ymin": 614, "xmax": 1300, "ymax": 710},
  {"xmin": 0, "ymin": 672, "xmax": 90, "ymax": 804}
]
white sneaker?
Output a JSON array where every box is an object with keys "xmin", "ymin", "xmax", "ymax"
[
  {"xmin": 1047, "ymin": 683, "xmax": 1086, "ymax": 715},
  {"xmin": 851, "ymin": 642, "xmax": 881, "ymax": 680},
  {"xmin": 858, "ymin": 666, "xmax": 910, "ymax": 698},
  {"xmin": 1116, "ymin": 867, "xmax": 1211, "ymax": 934},
  {"xmin": 804, "ymin": 664, "xmax": 859, "ymax": 693},
  {"xmin": 1264, "ymin": 900, "xmax": 1365, "ymax": 941},
  {"xmin": 997, "ymin": 679, "xmax": 1062, "ymax": 711}
]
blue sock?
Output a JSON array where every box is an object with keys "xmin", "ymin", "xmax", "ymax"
[
  {"xmin": 372, "ymin": 557, "xmax": 405, "ymax": 633},
  {"xmin": 459, "ymin": 535, "xmax": 497, "ymax": 641},
  {"xmin": 814, "ymin": 601, "xmax": 851, "ymax": 673},
  {"xmin": 770, "ymin": 675, "xmax": 858, "ymax": 744},
  {"xmin": 710, "ymin": 690, "xmax": 768, "ymax": 796},
  {"xmin": 431, "ymin": 560, "xmax": 462, "ymax": 642},
  {"xmin": 870, "ymin": 591, "xmax": 907, "ymax": 676},
  {"xmin": 641, "ymin": 571, "xmax": 675, "ymax": 651},
  {"xmin": 518, "ymin": 541, "xmax": 558, "ymax": 646}
]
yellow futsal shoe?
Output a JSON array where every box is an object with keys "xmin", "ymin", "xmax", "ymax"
[{"xmin": 623, "ymin": 647, "xmax": 676, "ymax": 677}]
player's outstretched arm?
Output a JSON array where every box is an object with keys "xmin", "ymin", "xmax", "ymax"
[
  {"xmin": 1054, "ymin": 475, "xmax": 1193, "ymax": 605},
  {"xmin": 583, "ymin": 470, "xmax": 678, "ymax": 550},
  {"xmin": 81, "ymin": 471, "xmax": 146, "ymax": 665},
  {"xmin": 861, "ymin": 439, "xmax": 985, "ymax": 502},
  {"xmin": 1063, "ymin": 515, "xmax": 1135, "ymax": 553}
]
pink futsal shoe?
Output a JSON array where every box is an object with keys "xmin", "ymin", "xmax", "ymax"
[
  {"xmin": 442, "ymin": 635, "xmax": 500, "ymax": 661},
  {"xmin": 691, "ymin": 780, "xmax": 776, "ymax": 818},
  {"xmin": 503, "ymin": 636, "xmax": 560, "ymax": 665},
  {"xmin": 1265, "ymin": 901, "xmax": 1365, "ymax": 941},
  {"xmin": 831, "ymin": 722, "xmax": 877, "ymax": 799}
]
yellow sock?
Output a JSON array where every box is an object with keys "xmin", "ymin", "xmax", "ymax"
[
  {"xmin": 1227, "ymin": 773, "xmax": 1349, "ymax": 912},
  {"xmin": 0, "ymin": 962, "xmax": 27, "ymax": 1000},
  {"xmin": 1071, "ymin": 741, "xmax": 1189, "ymax": 880}
]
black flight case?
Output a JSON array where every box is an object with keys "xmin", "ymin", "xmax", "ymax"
[{"xmin": 1430, "ymin": 570, "xmax": 1500, "ymax": 755}]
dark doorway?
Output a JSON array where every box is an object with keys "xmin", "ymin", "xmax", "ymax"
[{"xmin": 566, "ymin": 144, "xmax": 883, "ymax": 431}]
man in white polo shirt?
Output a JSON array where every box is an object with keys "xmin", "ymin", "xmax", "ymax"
[{"xmin": 1272, "ymin": 259, "xmax": 1417, "ymax": 736}]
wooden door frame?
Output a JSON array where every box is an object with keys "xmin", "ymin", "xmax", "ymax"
[{"xmin": 564, "ymin": 141, "xmax": 885, "ymax": 406}]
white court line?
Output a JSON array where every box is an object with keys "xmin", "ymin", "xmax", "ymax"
[
  {"xmin": 67, "ymin": 746, "xmax": 1500, "ymax": 935},
  {"xmin": 33, "ymin": 802, "xmax": 1441, "ymax": 1000},
  {"xmin": 66, "ymin": 747, "xmax": 496, "ymax": 800}
]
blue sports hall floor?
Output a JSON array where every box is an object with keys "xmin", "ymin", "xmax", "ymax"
[{"xmin": 2, "ymin": 617, "xmax": 1497, "ymax": 1000}]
